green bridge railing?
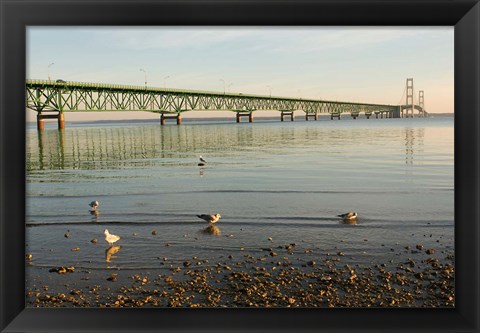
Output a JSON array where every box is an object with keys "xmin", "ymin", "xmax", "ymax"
[{"xmin": 26, "ymin": 79, "xmax": 425, "ymax": 129}]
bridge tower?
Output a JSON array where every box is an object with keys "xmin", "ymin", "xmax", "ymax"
[
  {"xmin": 419, "ymin": 90, "xmax": 425, "ymax": 117},
  {"xmin": 405, "ymin": 78, "xmax": 414, "ymax": 118}
]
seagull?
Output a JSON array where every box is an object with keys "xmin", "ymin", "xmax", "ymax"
[
  {"xmin": 199, "ymin": 156, "xmax": 207, "ymax": 163},
  {"xmin": 104, "ymin": 229, "xmax": 121, "ymax": 246},
  {"xmin": 337, "ymin": 212, "xmax": 358, "ymax": 221},
  {"xmin": 196, "ymin": 214, "xmax": 222, "ymax": 224},
  {"xmin": 89, "ymin": 201, "xmax": 99, "ymax": 211}
]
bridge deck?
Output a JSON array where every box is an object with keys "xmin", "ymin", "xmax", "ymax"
[
  {"xmin": 26, "ymin": 79, "xmax": 401, "ymax": 114},
  {"xmin": 26, "ymin": 79, "xmax": 426, "ymax": 129}
]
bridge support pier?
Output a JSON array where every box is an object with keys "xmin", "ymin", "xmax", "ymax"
[
  {"xmin": 375, "ymin": 112, "xmax": 380, "ymax": 119},
  {"xmin": 58, "ymin": 113, "xmax": 65, "ymax": 129},
  {"xmin": 36, "ymin": 112, "xmax": 64, "ymax": 131},
  {"xmin": 281, "ymin": 111, "xmax": 294, "ymax": 121},
  {"xmin": 351, "ymin": 113, "xmax": 358, "ymax": 120},
  {"xmin": 331, "ymin": 113, "xmax": 341, "ymax": 120},
  {"xmin": 160, "ymin": 113, "xmax": 182, "ymax": 125},
  {"xmin": 305, "ymin": 113, "xmax": 317, "ymax": 121},
  {"xmin": 37, "ymin": 114, "xmax": 45, "ymax": 131},
  {"xmin": 365, "ymin": 113, "xmax": 371, "ymax": 119},
  {"xmin": 236, "ymin": 112, "xmax": 253, "ymax": 123}
]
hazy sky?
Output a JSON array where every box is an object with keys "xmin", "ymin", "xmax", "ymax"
[{"xmin": 27, "ymin": 26, "xmax": 454, "ymax": 121}]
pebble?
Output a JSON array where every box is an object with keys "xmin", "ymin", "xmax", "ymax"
[
  {"xmin": 107, "ymin": 274, "xmax": 117, "ymax": 282},
  {"xmin": 90, "ymin": 239, "xmax": 98, "ymax": 244},
  {"xmin": 71, "ymin": 248, "xmax": 80, "ymax": 251},
  {"xmin": 49, "ymin": 266, "xmax": 75, "ymax": 274},
  {"xmin": 152, "ymin": 230, "xmax": 157, "ymax": 235}
]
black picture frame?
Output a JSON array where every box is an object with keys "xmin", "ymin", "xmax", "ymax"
[{"xmin": 1, "ymin": 0, "xmax": 479, "ymax": 332}]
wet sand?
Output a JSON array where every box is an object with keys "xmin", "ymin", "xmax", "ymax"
[{"xmin": 26, "ymin": 240, "xmax": 454, "ymax": 308}]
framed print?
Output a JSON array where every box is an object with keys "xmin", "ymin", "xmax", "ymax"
[{"xmin": 1, "ymin": 0, "xmax": 479, "ymax": 332}]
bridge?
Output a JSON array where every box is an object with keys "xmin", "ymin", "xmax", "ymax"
[{"xmin": 26, "ymin": 78, "xmax": 426, "ymax": 130}]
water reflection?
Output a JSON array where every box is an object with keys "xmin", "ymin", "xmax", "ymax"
[
  {"xmin": 203, "ymin": 225, "xmax": 221, "ymax": 235},
  {"xmin": 404, "ymin": 128, "xmax": 425, "ymax": 165},
  {"xmin": 105, "ymin": 245, "xmax": 121, "ymax": 262},
  {"xmin": 27, "ymin": 123, "xmax": 427, "ymax": 171},
  {"xmin": 29, "ymin": 129, "xmax": 65, "ymax": 171},
  {"xmin": 339, "ymin": 218, "xmax": 357, "ymax": 225},
  {"xmin": 90, "ymin": 210, "xmax": 99, "ymax": 222}
]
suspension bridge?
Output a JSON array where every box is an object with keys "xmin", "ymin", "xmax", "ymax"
[{"xmin": 26, "ymin": 78, "xmax": 427, "ymax": 130}]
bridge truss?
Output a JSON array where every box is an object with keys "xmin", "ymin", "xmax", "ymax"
[{"xmin": 26, "ymin": 80, "xmax": 423, "ymax": 129}]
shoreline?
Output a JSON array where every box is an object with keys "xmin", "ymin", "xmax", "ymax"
[{"xmin": 26, "ymin": 241, "xmax": 454, "ymax": 308}]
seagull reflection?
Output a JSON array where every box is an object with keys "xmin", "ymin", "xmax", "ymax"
[
  {"xmin": 203, "ymin": 225, "xmax": 221, "ymax": 235},
  {"xmin": 90, "ymin": 210, "xmax": 99, "ymax": 222},
  {"xmin": 340, "ymin": 219, "xmax": 357, "ymax": 225},
  {"xmin": 105, "ymin": 245, "xmax": 121, "ymax": 262}
]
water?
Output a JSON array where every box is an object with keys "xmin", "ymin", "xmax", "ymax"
[{"xmin": 25, "ymin": 116, "xmax": 454, "ymax": 272}]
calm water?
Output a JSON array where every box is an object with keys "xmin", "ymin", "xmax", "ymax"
[{"xmin": 26, "ymin": 116, "xmax": 454, "ymax": 271}]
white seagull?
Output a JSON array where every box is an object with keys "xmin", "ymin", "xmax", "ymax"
[
  {"xmin": 104, "ymin": 229, "xmax": 121, "ymax": 246},
  {"xmin": 197, "ymin": 214, "xmax": 222, "ymax": 224},
  {"xmin": 337, "ymin": 212, "xmax": 358, "ymax": 221},
  {"xmin": 89, "ymin": 201, "xmax": 99, "ymax": 211},
  {"xmin": 199, "ymin": 156, "xmax": 207, "ymax": 163}
]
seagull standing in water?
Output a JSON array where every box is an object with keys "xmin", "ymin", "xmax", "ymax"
[
  {"xmin": 104, "ymin": 229, "xmax": 121, "ymax": 246},
  {"xmin": 199, "ymin": 156, "xmax": 207, "ymax": 163},
  {"xmin": 89, "ymin": 201, "xmax": 99, "ymax": 211},
  {"xmin": 197, "ymin": 214, "xmax": 222, "ymax": 224},
  {"xmin": 337, "ymin": 212, "xmax": 358, "ymax": 222}
]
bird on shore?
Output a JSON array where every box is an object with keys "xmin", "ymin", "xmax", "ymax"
[
  {"xmin": 337, "ymin": 212, "xmax": 358, "ymax": 222},
  {"xmin": 196, "ymin": 214, "xmax": 222, "ymax": 224},
  {"xmin": 199, "ymin": 156, "xmax": 207, "ymax": 163},
  {"xmin": 89, "ymin": 201, "xmax": 99, "ymax": 211},
  {"xmin": 104, "ymin": 229, "xmax": 121, "ymax": 246}
]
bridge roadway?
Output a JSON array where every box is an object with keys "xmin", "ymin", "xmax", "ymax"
[{"xmin": 26, "ymin": 80, "xmax": 425, "ymax": 130}]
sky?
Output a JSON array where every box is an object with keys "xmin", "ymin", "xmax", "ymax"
[{"xmin": 26, "ymin": 27, "xmax": 454, "ymax": 121}]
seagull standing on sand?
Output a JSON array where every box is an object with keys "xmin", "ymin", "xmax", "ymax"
[
  {"xmin": 104, "ymin": 229, "xmax": 121, "ymax": 246},
  {"xmin": 89, "ymin": 201, "xmax": 99, "ymax": 211},
  {"xmin": 337, "ymin": 212, "xmax": 358, "ymax": 221},
  {"xmin": 197, "ymin": 214, "xmax": 221, "ymax": 224}
]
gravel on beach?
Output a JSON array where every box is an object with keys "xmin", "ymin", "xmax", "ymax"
[{"xmin": 26, "ymin": 242, "xmax": 454, "ymax": 308}]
